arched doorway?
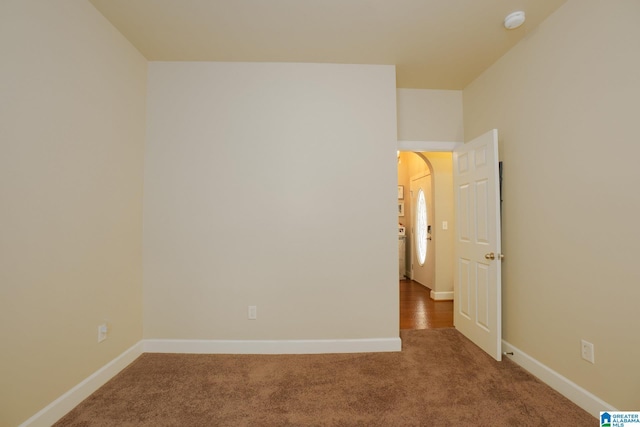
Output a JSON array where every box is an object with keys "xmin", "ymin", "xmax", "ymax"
[
  {"xmin": 398, "ymin": 152, "xmax": 435, "ymax": 287},
  {"xmin": 398, "ymin": 150, "xmax": 455, "ymax": 329}
]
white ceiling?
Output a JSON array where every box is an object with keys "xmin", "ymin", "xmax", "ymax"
[{"xmin": 89, "ymin": 0, "xmax": 567, "ymax": 89}]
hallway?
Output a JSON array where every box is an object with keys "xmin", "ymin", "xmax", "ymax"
[{"xmin": 400, "ymin": 279, "xmax": 453, "ymax": 330}]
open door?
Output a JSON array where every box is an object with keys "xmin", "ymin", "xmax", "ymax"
[{"xmin": 453, "ymin": 129, "xmax": 502, "ymax": 361}]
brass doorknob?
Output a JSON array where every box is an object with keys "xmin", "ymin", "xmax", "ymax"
[{"xmin": 485, "ymin": 252, "xmax": 495, "ymax": 260}]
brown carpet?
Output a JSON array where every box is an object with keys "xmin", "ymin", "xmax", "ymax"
[{"xmin": 54, "ymin": 329, "xmax": 594, "ymax": 426}]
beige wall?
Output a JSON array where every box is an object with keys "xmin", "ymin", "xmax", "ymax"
[
  {"xmin": 423, "ymin": 153, "xmax": 454, "ymax": 296},
  {"xmin": 464, "ymin": 0, "xmax": 640, "ymax": 410},
  {"xmin": 397, "ymin": 89, "xmax": 463, "ymax": 142},
  {"xmin": 0, "ymin": 1, "xmax": 147, "ymax": 425},
  {"xmin": 143, "ymin": 62, "xmax": 399, "ymax": 340}
]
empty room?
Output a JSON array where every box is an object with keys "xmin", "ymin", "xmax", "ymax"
[{"xmin": 1, "ymin": 0, "xmax": 639, "ymax": 425}]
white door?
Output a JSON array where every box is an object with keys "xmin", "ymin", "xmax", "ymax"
[
  {"xmin": 410, "ymin": 174, "xmax": 434, "ymax": 288},
  {"xmin": 453, "ymin": 129, "xmax": 502, "ymax": 361}
]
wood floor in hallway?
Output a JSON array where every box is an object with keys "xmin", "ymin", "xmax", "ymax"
[{"xmin": 400, "ymin": 279, "xmax": 453, "ymax": 330}]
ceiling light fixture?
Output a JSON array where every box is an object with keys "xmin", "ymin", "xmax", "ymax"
[{"xmin": 504, "ymin": 11, "xmax": 525, "ymax": 30}]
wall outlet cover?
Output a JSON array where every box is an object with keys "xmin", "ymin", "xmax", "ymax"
[
  {"xmin": 98, "ymin": 323, "xmax": 108, "ymax": 343},
  {"xmin": 581, "ymin": 339, "xmax": 594, "ymax": 364},
  {"xmin": 248, "ymin": 306, "xmax": 257, "ymax": 320}
]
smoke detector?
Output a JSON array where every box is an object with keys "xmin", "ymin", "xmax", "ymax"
[{"xmin": 504, "ymin": 11, "xmax": 525, "ymax": 30}]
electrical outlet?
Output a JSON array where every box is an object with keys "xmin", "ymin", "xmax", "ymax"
[
  {"xmin": 581, "ymin": 339, "xmax": 594, "ymax": 363},
  {"xmin": 98, "ymin": 323, "xmax": 108, "ymax": 343},
  {"xmin": 248, "ymin": 306, "xmax": 257, "ymax": 320}
]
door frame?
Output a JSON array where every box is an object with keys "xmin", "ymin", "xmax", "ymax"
[
  {"xmin": 399, "ymin": 138, "xmax": 503, "ymax": 362},
  {"xmin": 398, "ymin": 140, "xmax": 462, "ymax": 288},
  {"xmin": 398, "ymin": 141, "xmax": 463, "ymax": 152}
]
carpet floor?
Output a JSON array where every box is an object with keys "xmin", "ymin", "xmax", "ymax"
[{"xmin": 54, "ymin": 329, "xmax": 594, "ymax": 426}]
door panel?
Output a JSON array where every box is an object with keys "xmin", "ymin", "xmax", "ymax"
[
  {"xmin": 458, "ymin": 184, "xmax": 470, "ymax": 241},
  {"xmin": 476, "ymin": 180, "xmax": 489, "ymax": 243},
  {"xmin": 459, "ymin": 259, "xmax": 470, "ymax": 317},
  {"xmin": 453, "ymin": 129, "xmax": 502, "ymax": 361},
  {"xmin": 476, "ymin": 263, "xmax": 490, "ymax": 330}
]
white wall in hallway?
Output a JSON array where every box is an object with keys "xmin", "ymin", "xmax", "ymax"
[{"xmin": 144, "ymin": 62, "xmax": 399, "ymax": 341}]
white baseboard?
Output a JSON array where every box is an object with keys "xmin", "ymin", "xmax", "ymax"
[
  {"xmin": 19, "ymin": 337, "xmax": 400, "ymax": 425},
  {"xmin": 501, "ymin": 340, "xmax": 616, "ymax": 418},
  {"xmin": 430, "ymin": 290, "xmax": 454, "ymax": 300},
  {"xmin": 20, "ymin": 341, "xmax": 143, "ymax": 427},
  {"xmin": 21, "ymin": 338, "xmax": 612, "ymax": 425},
  {"xmin": 143, "ymin": 337, "xmax": 402, "ymax": 354}
]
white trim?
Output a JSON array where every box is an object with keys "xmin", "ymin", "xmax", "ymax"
[
  {"xmin": 398, "ymin": 140, "xmax": 463, "ymax": 152},
  {"xmin": 23, "ymin": 338, "xmax": 613, "ymax": 424},
  {"xmin": 430, "ymin": 290, "xmax": 454, "ymax": 300},
  {"xmin": 142, "ymin": 337, "xmax": 402, "ymax": 354},
  {"xmin": 501, "ymin": 340, "xmax": 616, "ymax": 418},
  {"xmin": 18, "ymin": 337, "xmax": 401, "ymax": 426},
  {"xmin": 19, "ymin": 342, "xmax": 143, "ymax": 427}
]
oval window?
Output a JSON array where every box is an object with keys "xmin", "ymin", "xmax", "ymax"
[{"xmin": 416, "ymin": 188, "xmax": 428, "ymax": 266}]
